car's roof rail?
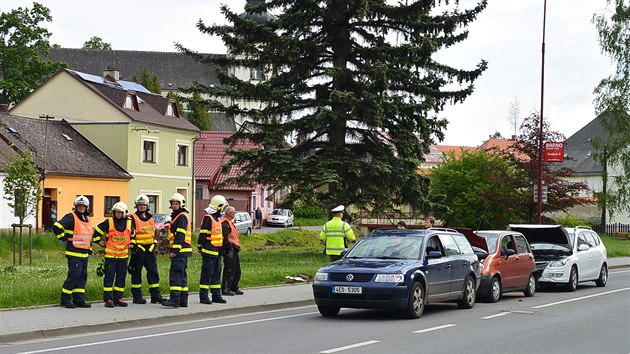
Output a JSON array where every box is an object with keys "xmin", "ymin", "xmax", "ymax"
[
  {"xmin": 575, "ymin": 225, "xmax": 592, "ymax": 230},
  {"xmin": 427, "ymin": 227, "xmax": 459, "ymax": 233}
]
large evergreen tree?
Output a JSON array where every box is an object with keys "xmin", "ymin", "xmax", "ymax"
[
  {"xmin": 178, "ymin": 0, "xmax": 488, "ymax": 212},
  {"xmin": 592, "ymin": 0, "xmax": 630, "ymax": 219}
]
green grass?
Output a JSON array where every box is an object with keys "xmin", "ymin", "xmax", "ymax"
[
  {"xmin": 294, "ymin": 217, "xmax": 328, "ymax": 227},
  {"xmin": 0, "ymin": 229, "xmax": 328, "ymax": 308},
  {"xmin": 601, "ymin": 234, "xmax": 630, "ymax": 257}
]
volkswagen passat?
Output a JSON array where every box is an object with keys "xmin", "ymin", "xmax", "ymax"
[{"xmin": 312, "ymin": 228, "xmax": 481, "ymax": 318}]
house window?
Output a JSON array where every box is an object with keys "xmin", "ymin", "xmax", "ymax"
[
  {"xmin": 166, "ymin": 102, "xmax": 179, "ymax": 117},
  {"xmin": 177, "ymin": 145, "xmax": 188, "ymax": 166},
  {"xmin": 260, "ymin": 187, "xmax": 265, "ymax": 207},
  {"xmin": 124, "ymin": 94, "xmax": 139, "ymax": 110},
  {"xmin": 147, "ymin": 195, "xmax": 159, "ymax": 213},
  {"xmin": 196, "ymin": 185, "xmax": 204, "ymax": 200},
  {"xmin": 250, "ymin": 67, "xmax": 264, "ymax": 81},
  {"xmin": 143, "ymin": 140, "xmax": 156, "ymax": 163},
  {"xmin": 104, "ymin": 196, "xmax": 120, "ymax": 217}
]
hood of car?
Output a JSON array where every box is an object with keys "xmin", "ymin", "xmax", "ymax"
[
  {"xmin": 508, "ymin": 224, "xmax": 570, "ymax": 246},
  {"xmin": 319, "ymin": 258, "xmax": 412, "ymax": 273}
]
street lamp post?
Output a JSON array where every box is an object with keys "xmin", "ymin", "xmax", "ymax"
[{"xmin": 537, "ymin": 0, "xmax": 548, "ymax": 224}]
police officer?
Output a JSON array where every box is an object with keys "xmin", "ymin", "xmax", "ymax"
[
  {"xmin": 221, "ymin": 206, "xmax": 243, "ymax": 296},
  {"xmin": 162, "ymin": 193, "xmax": 193, "ymax": 308},
  {"xmin": 197, "ymin": 195, "xmax": 228, "ymax": 304},
  {"xmin": 320, "ymin": 205, "xmax": 355, "ymax": 262},
  {"xmin": 93, "ymin": 201, "xmax": 133, "ymax": 308},
  {"xmin": 53, "ymin": 195, "xmax": 94, "ymax": 309},
  {"xmin": 129, "ymin": 194, "xmax": 166, "ymax": 304}
]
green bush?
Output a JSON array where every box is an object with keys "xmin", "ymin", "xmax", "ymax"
[
  {"xmin": 292, "ymin": 200, "xmax": 326, "ymax": 219},
  {"xmin": 554, "ymin": 214, "xmax": 588, "ymax": 227}
]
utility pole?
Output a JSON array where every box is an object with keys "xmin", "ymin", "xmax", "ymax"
[
  {"xmin": 537, "ymin": 0, "xmax": 547, "ymax": 224},
  {"xmin": 40, "ymin": 114, "xmax": 53, "ymax": 230}
]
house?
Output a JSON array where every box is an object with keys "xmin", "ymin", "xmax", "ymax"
[
  {"xmin": 10, "ymin": 68, "xmax": 199, "ymax": 219},
  {"xmin": 0, "ymin": 110, "xmax": 132, "ymax": 230},
  {"xmin": 194, "ymin": 131, "xmax": 274, "ymax": 227}
]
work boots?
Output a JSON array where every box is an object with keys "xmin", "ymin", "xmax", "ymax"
[
  {"xmin": 133, "ymin": 298, "xmax": 147, "ymax": 304},
  {"xmin": 161, "ymin": 300, "xmax": 180, "ymax": 308},
  {"xmin": 73, "ymin": 301, "xmax": 92, "ymax": 308}
]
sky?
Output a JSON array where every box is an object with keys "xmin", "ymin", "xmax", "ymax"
[{"xmin": 3, "ymin": 0, "xmax": 615, "ymax": 146}]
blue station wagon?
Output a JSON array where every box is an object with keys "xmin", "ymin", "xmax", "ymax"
[{"xmin": 312, "ymin": 228, "xmax": 481, "ymax": 318}]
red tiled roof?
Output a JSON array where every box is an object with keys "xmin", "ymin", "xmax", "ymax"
[{"xmin": 435, "ymin": 145, "xmax": 477, "ymax": 159}]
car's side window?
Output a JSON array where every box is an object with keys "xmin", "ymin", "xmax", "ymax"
[
  {"xmin": 584, "ymin": 232, "xmax": 598, "ymax": 247},
  {"xmin": 451, "ymin": 234, "xmax": 474, "ymax": 255},
  {"xmin": 514, "ymin": 235, "xmax": 530, "ymax": 254},
  {"xmin": 501, "ymin": 235, "xmax": 515, "ymax": 253},
  {"xmin": 235, "ymin": 214, "xmax": 242, "ymax": 222},
  {"xmin": 577, "ymin": 233, "xmax": 589, "ymax": 249},
  {"xmin": 439, "ymin": 234, "xmax": 460, "ymax": 256},
  {"xmin": 425, "ymin": 236, "xmax": 443, "ymax": 256}
]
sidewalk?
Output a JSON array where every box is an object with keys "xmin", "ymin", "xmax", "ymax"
[{"xmin": 2, "ymin": 257, "xmax": 629, "ymax": 345}]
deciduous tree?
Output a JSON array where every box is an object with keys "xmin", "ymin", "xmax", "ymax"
[
  {"xmin": 2, "ymin": 151, "xmax": 41, "ymax": 226},
  {"xmin": 82, "ymin": 36, "xmax": 112, "ymax": 50}
]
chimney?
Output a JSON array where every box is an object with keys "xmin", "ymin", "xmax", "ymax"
[
  {"xmin": 0, "ymin": 104, "xmax": 8, "ymax": 113},
  {"xmin": 103, "ymin": 66, "xmax": 120, "ymax": 81}
]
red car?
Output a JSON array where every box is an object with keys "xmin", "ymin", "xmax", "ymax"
[{"xmin": 460, "ymin": 229, "xmax": 537, "ymax": 303}]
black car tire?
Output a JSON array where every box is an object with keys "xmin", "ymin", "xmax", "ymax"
[
  {"xmin": 524, "ymin": 273, "xmax": 536, "ymax": 297},
  {"xmin": 486, "ymin": 277, "xmax": 501, "ymax": 303},
  {"xmin": 595, "ymin": 263, "xmax": 608, "ymax": 287},
  {"xmin": 403, "ymin": 282, "xmax": 426, "ymax": 319},
  {"xmin": 246, "ymin": 228, "xmax": 252, "ymax": 237},
  {"xmin": 564, "ymin": 266, "xmax": 578, "ymax": 292},
  {"xmin": 457, "ymin": 276, "xmax": 476, "ymax": 309},
  {"xmin": 317, "ymin": 305, "xmax": 340, "ymax": 317}
]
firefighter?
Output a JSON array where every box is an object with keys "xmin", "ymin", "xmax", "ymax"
[
  {"xmin": 320, "ymin": 205, "xmax": 356, "ymax": 262},
  {"xmin": 197, "ymin": 195, "xmax": 229, "ymax": 304},
  {"xmin": 129, "ymin": 194, "xmax": 166, "ymax": 304},
  {"xmin": 221, "ymin": 206, "xmax": 243, "ymax": 296},
  {"xmin": 53, "ymin": 195, "xmax": 94, "ymax": 309},
  {"xmin": 162, "ymin": 193, "xmax": 193, "ymax": 308},
  {"xmin": 93, "ymin": 201, "xmax": 133, "ymax": 308}
]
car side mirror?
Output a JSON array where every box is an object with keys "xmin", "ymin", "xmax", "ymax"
[
  {"xmin": 475, "ymin": 249, "xmax": 489, "ymax": 260},
  {"xmin": 502, "ymin": 248, "xmax": 516, "ymax": 258},
  {"xmin": 578, "ymin": 244, "xmax": 590, "ymax": 251},
  {"xmin": 426, "ymin": 251, "xmax": 442, "ymax": 259}
]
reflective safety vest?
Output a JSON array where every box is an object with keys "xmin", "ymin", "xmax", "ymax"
[
  {"xmin": 320, "ymin": 217, "xmax": 355, "ymax": 256},
  {"xmin": 221, "ymin": 217, "xmax": 240, "ymax": 248},
  {"xmin": 69, "ymin": 213, "xmax": 93, "ymax": 250},
  {"xmin": 168, "ymin": 213, "xmax": 192, "ymax": 253},
  {"xmin": 105, "ymin": 218, "xmax": 132, "ymax": 258},
  {"xmin": 130, "ymin": 213, "xmax": 155, "ymax": 245},
  {"xmin": 207, "ymin": 216, "xmax": 223, "ymax": 247}
]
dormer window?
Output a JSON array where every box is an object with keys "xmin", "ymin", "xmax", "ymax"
[
  {"xmin": 166, "ymin": 101, "xmax": 179, "ymax": 117},
  {"xmin": 125, "ymin": 93, "xmax": 139, "ymax": 111}
]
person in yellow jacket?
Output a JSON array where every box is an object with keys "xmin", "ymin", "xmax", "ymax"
[{"xmin": 320, "ymin": 205, "xmax": 355, "ymax": 261}]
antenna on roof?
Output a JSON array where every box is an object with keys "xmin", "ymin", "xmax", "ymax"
[{"xmin": 476, "ymin": 206, "xmax": 488, "ymax": 231}]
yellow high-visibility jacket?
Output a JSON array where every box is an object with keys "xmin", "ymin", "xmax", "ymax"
[{"xmin": 320, "ymin": 217, "xmax": 355, "ymax": 256}]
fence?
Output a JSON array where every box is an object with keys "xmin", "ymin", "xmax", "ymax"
[{"xmin": 591, "ymin": 223, "xmax": 630, "ymax": 234}]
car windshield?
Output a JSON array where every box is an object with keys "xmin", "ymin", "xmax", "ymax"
[
  {"xmin": 271, "ymin": 210, "xmax": 287, "ymax": 216},
  {"xmin": 153, "ymin": 214, "xmax": 167, "ymax": 224},
  {"xmin": 346, "ymin": 235, "xmax": 422, "ymax": 260},
  {"xmin": 475, "ymin": 233, "xmax": 499, "ymax": 254}
]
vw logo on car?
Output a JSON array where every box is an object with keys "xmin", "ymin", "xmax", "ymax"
[{"xmin": 346, "ymin": 274, "xmax": 354, "ymax": 282}]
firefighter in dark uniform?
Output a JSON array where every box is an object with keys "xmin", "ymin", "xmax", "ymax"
[
  {"xmin": 221, "ymin": 206, "xmax": 243, "ymax": 296},
  {"xmin": 129, "ymin": 194, "xmax": 166, "ymax": 304},
  {"xmin": 53, "ymin": 195, "xmax": 94, "ymax": 309},
  {"xmin": 93, "ymin": 201, "xmax": 133, "ymax": 308},
  {"xmin": 162, "ymin": 193, "xmax": 193, "ymax": 308},
  {"xmin": 197, "ymin": 195, "xmax": 229, "ymax": 304}
]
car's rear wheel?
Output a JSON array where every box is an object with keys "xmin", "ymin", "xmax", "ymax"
[
  {"xmin": 317, "ymin": 305, "xmax": 340, "ymax": 317},
  {"xmin": 564, "ymin": 266, "xmax": 578, "ymax": 292},
  {"xmin": 457, "ymin": 276, "xmax": 476, "ymax": 309},
  {"xmin": 524, "ymin": 273, "xmax": 536, "ymax": 297},
  {"xmin": 486, "ymin": 277, "xmax": 501, "ymax": 303},
  {"xmin": 403, "ymin": 282, "xmax": 425, "ymax": 319},
  {"xmin": 595, "ymin": 263, "xmax": 608, "ymax": 287}
]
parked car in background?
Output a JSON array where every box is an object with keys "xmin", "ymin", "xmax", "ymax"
[
  {"xmin": 153, "ymin": 213, "xmax": 171, "ymax": 238},
  {"xmin": 312, "ymin": 228, "xmax": 481, "ymax": 319},
  {"xmin": 460, "ymin": 229, "xmax": 537, "ymax": 303},
  {"xmin": 234, "ymin": 211, "xmax": 253, "ymax": 236},
  {"xmin": 508, "ymin": 225, "xmax": 608, "ymax": 292},
  {"xmin": 266, "ymin": 209, "xmax": 294, "ymax": 227}
]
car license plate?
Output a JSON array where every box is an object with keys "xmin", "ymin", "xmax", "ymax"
[{"xmin": 333, "ymin": 286, "xmax": 362, "ymax": 294}]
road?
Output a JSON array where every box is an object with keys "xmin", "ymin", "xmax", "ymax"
[{"xmin": 5, "ymin": 270, "xmax": 629, "ymax": 354}]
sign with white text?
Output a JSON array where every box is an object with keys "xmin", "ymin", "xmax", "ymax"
[{"xmin": 544, "ymin": 142, "xmax": 565, "ymax": 162}]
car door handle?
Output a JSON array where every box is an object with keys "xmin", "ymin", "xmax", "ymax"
[{"xmin": 446, "ymin": 264, "xmax": 452, "ymax": 269}]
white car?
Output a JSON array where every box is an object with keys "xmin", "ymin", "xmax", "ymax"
[
  {"xmin": 266, "ymin": 209, "xmax": 294, "ymax": 227},
  {"xmin": 508, "ymin": 225, "xmax": 608, "ymax": 291}
]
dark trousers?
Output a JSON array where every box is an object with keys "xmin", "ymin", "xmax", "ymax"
[
  {"xmin": 199, "ymin": 255, "xmax": 222, "ymax": 300},
  {"xmin": 329, "ymin": 254, "xmax": 343, "ymax": 262},
  {"xmin": 61, "ymin": 257, "xmax": 88, "ymax": 303},
  {"xmin": 103, "ymin": 258, "xmax": 128, "ymax": 302},
  {"xmin": 222, "ymin": 250, "xmax": 241, "ymax": 291},
  {"xmin": 130, "ymin": 249, "xmax": 162, "ymax": 301},
  {"xmin": 168, "ymin": 254, "xmax": 188, "ymax": 304}
]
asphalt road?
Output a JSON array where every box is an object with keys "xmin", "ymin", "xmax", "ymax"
[{"xmin": 6, "ymin": 270, "xmax": 629, "ymax": 354}]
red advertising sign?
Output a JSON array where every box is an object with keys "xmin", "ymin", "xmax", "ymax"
[{"xmin": 544, "ymin": 142, "xmax": 565, "ymax": 162}]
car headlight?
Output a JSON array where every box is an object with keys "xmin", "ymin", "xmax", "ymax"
[
  {"xmin": 314, "ymin": 272, "xmax": 328, "ymax": 281},
  {"xmin": 548, "ymin": 258, "xmax": 569, "ymax": 267},
  {"xmin": 374, "ymin": 274, "xmax": 404, "ymax": 283}
]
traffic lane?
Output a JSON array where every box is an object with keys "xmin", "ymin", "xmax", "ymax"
[{"xmin": 6, "ymin": 270, "xmax": 629, "ymax": 354}]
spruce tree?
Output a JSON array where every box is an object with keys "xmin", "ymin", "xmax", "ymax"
[{"xmin": 178, "ymin": 0, "xmax": 488, "ymax": 213}]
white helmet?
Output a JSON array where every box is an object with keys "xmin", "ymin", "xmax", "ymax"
[
  {"xmin": 134, "ymin": 194, "xmax": 150, "ymax": 207},
  {"xmin": 209, "ymin": 195, "xmax": 228, "ymax": 211},
  {"xmin": 111, "ymin": 201, "xmax": 128, "ymax": 217},
  {"xmin": 74, "ymin": 195, "xmax": 90, "ymax": 209},
  {"xmin": 169, "ymin": 193, "xmax": 186, "ymax": 207}
]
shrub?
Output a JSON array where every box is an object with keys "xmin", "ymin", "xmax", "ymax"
[{"xmin": 555, "ymin": 214, "xmax": 588, "ymax": 227}]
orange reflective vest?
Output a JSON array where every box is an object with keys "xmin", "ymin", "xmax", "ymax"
[
  {"xmin": 105, "ymin": 218, "xmax": 132, "ymax": 258},
  {"xmin": 168, "ymin": 213, "xmax": 192, "ymax": 253},
  {"xmin": 206, "ymin": 216, "xmax": 223, "ymax": 247},
  {"xmin": 221, "ymin": 217, "xmax": 240, "ymax": 248},
  {"xmin": 130, "ymin": 213, "xmax": 155, "ymax": 245},
  {"xmin": 69, "ymin": 213, "xmax": 93, "ymax": 250}
]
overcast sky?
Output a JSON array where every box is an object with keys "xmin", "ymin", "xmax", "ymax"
[{"xmin": 4, "ymin": 0, "xmax": 615, "ymax": 146}]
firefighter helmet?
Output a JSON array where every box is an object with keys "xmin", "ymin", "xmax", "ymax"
[
  {"xmin": 169, "ymin": 193, "xmax": 186, "ymax": 207},
  {"xmin": 73, "ymin": 195, "xmax": 90, "ymax": 209},
  {"xmin": 209, "ymin": 195, "xmax": 228, "ymax": 211},
  {"xmin": 111, "ymin": 201, "xmax": 128, "ymax": 217},
  {"xmin": 134, "ymin": 194, "xmax": 150, "ymax": 207}
]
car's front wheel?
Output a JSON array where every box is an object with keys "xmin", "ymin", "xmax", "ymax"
[
  {"xmin": 486, "ymin": 277, "xmax": 501, "ymax": 303},
  {"xmin": 595, "ymin": 263, "xmax": 608, "ymax": 287},
  {"xmin": 245, "ymin": 228, "xmax": 252, "ymax": 237},
  {"xmin": 403, "ymin": 282, "xmax": 426, "ymax": 319},
  {"xmin": 564, "ymin": 266, "xmax": 578, "ymax": 292},
  {"xmin": 524, "ymin": 273, "xmax": 536, "ymax": 297},
  {"xmin": 457, "ymin": 276, "xmax": 476, "ymax": 309},
  {"xmin": 317, "ymin": 305, "xmax": 340, "ymax": 317}
]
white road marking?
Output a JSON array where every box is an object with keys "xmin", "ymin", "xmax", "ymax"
[
  {"xmin": 532, "ymin": 287, "xmax": 630, "ymax": 309},
  {"xmin": 320, "ymin": 340, "xmax": 380, "ymax": 353},
  {"xmin": 16, "ymin": 311, "xmax": 318, "ymax": 354},
  {"xmin": 413, "ymin": 324, "xmax": 456, "ymax": 333},
  {"xmin": 481, "ymin": 312, "xmax": 510, "ymax": 319}
]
